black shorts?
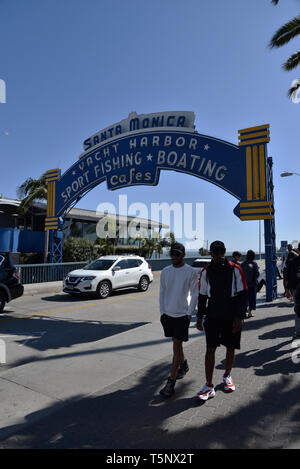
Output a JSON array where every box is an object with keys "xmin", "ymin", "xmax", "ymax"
[
  {"xmin": 204, "ymin": 316, "xmax": 242, "ymax": 350},
  {"xmin": 160, "ymin": 314, "xmax": 191, "ymax": 342}
]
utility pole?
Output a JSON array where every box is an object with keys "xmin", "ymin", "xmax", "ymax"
[{"xmin": 259, "ymin": 220, "xmax": 262, "ymax": 260}]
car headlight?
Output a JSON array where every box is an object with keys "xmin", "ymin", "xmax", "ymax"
[{"xmin": 81, "ymin": 276, "xmax": 96, "ymax": 281}]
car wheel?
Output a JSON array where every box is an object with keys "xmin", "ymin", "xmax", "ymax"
[
  {"xmin": 96, "ymin": 280, "xmax": 111, "ymax": 299},
  {"xmin": 0, "ymin": 291, "xmax": 6, "ymax": 313},
  {"xmin": 138, "ymin": 276, "xmax": 149, "ymax": 292}
]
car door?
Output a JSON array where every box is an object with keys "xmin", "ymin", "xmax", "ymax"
[
  {"xmin": 112, "ymin": 259, "xmax": 130, "ymax": 288},
  {"xmin": 126, "ymin": 258, "xmax": 141, "ymax": 285}
]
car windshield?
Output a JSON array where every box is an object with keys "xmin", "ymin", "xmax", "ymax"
[
  {"xmin": 193, "ymin": 261, "xmax": 209, "ymax": 267},
  {"xmin": 83, "ymin": 259, "xmax": 115, "ymax": 271}
]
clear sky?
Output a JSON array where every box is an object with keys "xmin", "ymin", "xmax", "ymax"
[{"xmin": 1, "ymin": 0, "xmax": 299, "ymax": 252}]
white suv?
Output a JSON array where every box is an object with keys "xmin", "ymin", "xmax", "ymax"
[{"xmin": 63, "ymin": 255, "xmax": 153, "ymax": 299}]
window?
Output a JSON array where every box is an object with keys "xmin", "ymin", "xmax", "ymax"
[
  {"xmin": 115, "ymin": 260, "xmax": 128, "ymax": 270},
  {"xmin": 83, "ymin": 259, "xmax": 115, "ymax": 271},
  {"xmin": 127, "ymin": 259, "xmax": 139, "ymax": 268}
]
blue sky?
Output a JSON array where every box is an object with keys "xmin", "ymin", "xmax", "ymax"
[{"xmin": 1, "ymin": 0, "xmax": 299, "ymax": 252}]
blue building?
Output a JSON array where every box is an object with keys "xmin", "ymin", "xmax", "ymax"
[{"xmin": 0, "ymin": 196, "xmax": 168, "ymax": 261}]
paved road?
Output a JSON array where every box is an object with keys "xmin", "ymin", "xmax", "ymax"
[
  {"xmin": 0, "ymin": 275, "xmax": 299, "ymax": 449},
  {"xmin": 0, "ymin": 276, "xmax": 161, "ymax": 370},
  {"xmin": 0, "ymin": 273, "xmax": 200, "ymax": 444}
]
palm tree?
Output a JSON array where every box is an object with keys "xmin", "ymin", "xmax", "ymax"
[
  {"xmin": 17, "ymin": 174, "xmax": 48, "ymax": 216},
  {"xmin": 96, "ymin": 236, "xmax": 115, "ymax": 255},
  {"xmin": 141, "ymin": 237, "xmax": 163, "ymax": 259},
  {"xmin": 270, "ymin": 0, "xmax": 300, "ymax": 100},
  {"xmin": 159, "ymin": 232, "xmax": 176, "ymax": 250},
  {"xmin": 16, "ymin": 173, "xmax": 48, "ymax": 261}
]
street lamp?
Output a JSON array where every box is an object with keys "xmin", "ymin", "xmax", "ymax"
[{"xmin": 280, "ymin": 172, "xmax": 300, "ymax": 177}]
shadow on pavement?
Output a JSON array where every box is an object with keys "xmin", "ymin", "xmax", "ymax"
[
  {"xmin": 41, "ymin": 288, "xmax": 149, "ymax": 303},
  {"xmin": 0, "ymin": 315, "xmax": 148, "ymax": 356},
  {"xmin": 0, "ymin": 361, "xmax": 299, "ymax": 449}
]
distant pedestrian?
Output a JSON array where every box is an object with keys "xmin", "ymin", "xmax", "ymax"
[
  {"xmin": 232, "ymin": 251, "xmax": 242, "ymax": 265},
  {"xmin": 282, "ymin": 245, "xmax": 298, "ymax": 298},
  {"xmin": 241, "ymin": 250, "xmax": 260, "ymax": 318},
  {"xmin": 159, "ymin": 242, "xmax": 198, "ymax": 398},
  {"xmin": 286, "ymin": 253, "xmax": 300, "ymax": 339},
  {"xmin": 196, "ymin": 241, "xmax": 248, "ymax": 401},
  {"xmin": 294, "ymin": 283, "xmax": 300, "ymax": 319}
]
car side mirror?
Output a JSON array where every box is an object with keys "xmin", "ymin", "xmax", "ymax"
[{"xmin": 112, "ymin": 266, "xmax": 121, "ymax": 272}]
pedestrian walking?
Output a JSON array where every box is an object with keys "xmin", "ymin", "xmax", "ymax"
[
  {"xmin": 196, "ymin": 240, "xmax": 248, "ymax": 401},
  {"xmin": 159, "ymin": 242, "xmax": 198, "ymax": 397},
  {"xmin": 286, "ymin": 253, "xmax": 300, "ymax": 339},
  {"xmin": 232, "ymin": 251, "xmax": 242, "ymax": 265},
  {"xmin": 282, "ymin": 245, "xmax": 298, "ymax": 299},
  {"xmin": 241, "ymin": 250, "xmax": 260, "ymax": 318}
]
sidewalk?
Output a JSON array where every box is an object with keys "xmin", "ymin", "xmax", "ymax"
[{"xmin": 1, "ymin": 287, "xmax": 299, "ymax": 449}]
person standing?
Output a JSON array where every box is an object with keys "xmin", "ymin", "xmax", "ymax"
[
  {"xmin": 241, "ymin": 250, "xmax": 260, "ymax": 318},
  {"xmin": 196, "ymin": 241, "xmax": 248, "ymax": 401},
  {"xmin": 282, "ymin": 245, "xmax": 298, "ymax": 298},
  {"xmin": 232, "ymin": 251, "xmax": 242, "ymax": 265},
  {"xmin": 286, "ymin": 252, "xmax": 300, "ymax": 339},
  {"xmin": 159, "ymin": 242, "xmax": 198, "ymax": 398}
]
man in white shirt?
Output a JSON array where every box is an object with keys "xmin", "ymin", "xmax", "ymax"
[{"xmin": 159, "ymin": 242, "xmax": 199, "ymax": 397}]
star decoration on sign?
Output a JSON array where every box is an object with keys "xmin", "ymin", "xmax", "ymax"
[
  {"xmin": 72, "ymin": 170, "xmax": 76, "ymax": 176},
  {"xmin": 204, "ymin": 144, "xmax": 210, "ymax": 151},
  {"xmin": 146, "ymin": 153, "xmax": 153, "ymax": 161}
]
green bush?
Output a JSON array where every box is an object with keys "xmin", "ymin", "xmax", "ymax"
[{"xmin": 63, "ymin": 237, "xmax": 94, "ymax": 262}]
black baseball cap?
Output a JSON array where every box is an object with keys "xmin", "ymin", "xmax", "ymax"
[
  {"xmin": 170, "ymin": 242, "xmax": 185, "ymax": 255},
  {"xmin": 210, "ymin": 240, "xmax": 226, "ymax": 253}
]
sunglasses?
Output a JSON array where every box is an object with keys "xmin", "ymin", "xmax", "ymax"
[
  {"xmin": 212, "ymin": 248, "xmax": 226, "ymax": 255},
  {"xmin": 170, "ymin": 251, "xmax": 183, "ymax": 257}
]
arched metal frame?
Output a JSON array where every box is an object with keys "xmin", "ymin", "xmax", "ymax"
[{"xmin": 45, "ymin": 124, "xmax": 277, "ymax": 301}]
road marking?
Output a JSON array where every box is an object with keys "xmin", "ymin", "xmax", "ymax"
[
  {"xmin": 0, "ymin": 291, "xmax": 159, "ymax": 323},
  {"xmin": 0, "ymin": 332, "xmax": 47, "ymax": 346}
]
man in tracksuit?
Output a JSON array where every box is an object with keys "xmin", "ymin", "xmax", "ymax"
[
  {"xmin": 196, "ymin": 240, "xmax": 248, "ymax": 401},
  {"xmin": 286, "ymin": 253, "xmax": 300, "ymax": 339}
]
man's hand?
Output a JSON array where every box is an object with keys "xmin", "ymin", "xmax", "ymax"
[
  {"xmin": 232, "ymin": 317, "xmax": 242, "ymax": 333},
  {"xmin": 196, "ymin": 318, "xmax": 204, "ymax": 331}
]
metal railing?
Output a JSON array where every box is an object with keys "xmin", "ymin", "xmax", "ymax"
[
  {"xmin": 15, "ymin": 262, "xmax": 87, "ymax": 285},
  {"xmin": 15, "ymin": 257, "xmax": 201, "ymax": 285}
]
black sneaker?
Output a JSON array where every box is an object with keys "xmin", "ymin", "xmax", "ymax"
[
  {"xmin": 159, "ymin": 377, "xmax": 175, "ymax": 397},
  {"xmin": 176, "ymin": 360, "xmax": 189, "ymax": 380}
]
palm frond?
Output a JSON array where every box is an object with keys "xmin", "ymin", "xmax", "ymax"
[
  {"xmin": 287, "ymin": 79, "xmax": 300, "ymax": 101},
  {"xmin": 283, "ymin": 50, "xmax": 300, "ymax": 71},
  {"xmin": 17, "ymin": 185, "xmax": 47, "ymax": 214},
  {"xmin": 16, "ymin": 178, "xmax": 36, "ymax": 199},
  {"xmin": 271, "ymin": 0, "xmax": 279, "ymax": 5},
  {"xmin": 269, "ymin": 15, "xmax": 300, "ymax": 48}
]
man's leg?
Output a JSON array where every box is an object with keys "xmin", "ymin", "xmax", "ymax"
[
  {"xmin": 205, "ymin": 346, "xmax": 216, "ymax": 387},
  {"xmin": 170, "ymin": 338, "xmax": 184, "ymax": 381},
  {"xmin": 225, "ymin": 347, "xmax": 235, "ymax": 376}
]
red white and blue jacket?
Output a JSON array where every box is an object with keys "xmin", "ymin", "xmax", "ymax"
[{"xmin": 197, "ymin": 259, "xmax": 248, "ymax": 320}]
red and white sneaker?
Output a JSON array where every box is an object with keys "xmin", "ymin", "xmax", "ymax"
[
  {"xmin": 223, "ymin": 374, "xmax": 235, "ymax": 392},
  {"xmin": 196, "ymin": 384, "xmax": 216, "ymax": 401}
]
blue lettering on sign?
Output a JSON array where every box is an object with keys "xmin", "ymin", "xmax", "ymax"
[{"xmin": 56, "ymin": 130, "xmax": 244, "ymax": 217}]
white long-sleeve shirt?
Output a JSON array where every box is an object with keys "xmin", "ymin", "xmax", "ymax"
[{"xmin": 159, "ymin": 263, "xmax": 199, "ymax": 318}]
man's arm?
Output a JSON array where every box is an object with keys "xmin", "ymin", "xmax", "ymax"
[
  {"xmin": 196, "ymin": 268, "xmax": 209, "ymax": 330},
  {"xmin": 233, "ymin": 264, "xmax": 248, "ymax": 320},
  {"xmin": 188, "ymin": 269, "xmax": 199, "ymax": 316},
  {"xmin": 159, "ymin": 269, "xmax": 166, "ymax": 313},
  {"xmin": 294, "ymin": 283, "xmax": 300, "ymax": 317}
]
